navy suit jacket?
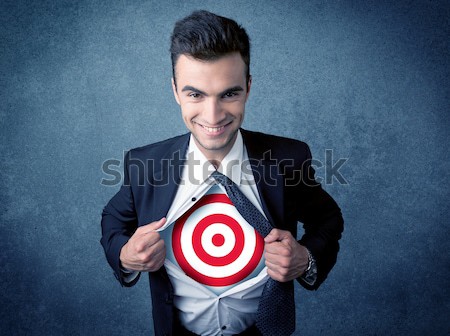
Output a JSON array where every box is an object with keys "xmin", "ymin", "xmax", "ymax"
[{"xmin": 101, "ymin": 129, "xmax": 343, "ymax": 336}]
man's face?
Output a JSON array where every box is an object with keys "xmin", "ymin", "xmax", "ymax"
[{"xmin": 172, "ymin": 52, "xmax": 251, "ymax": 162}]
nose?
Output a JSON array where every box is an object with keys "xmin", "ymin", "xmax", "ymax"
[{"xmin": 203, "ymin": 98, "xmax": 224, "ymax": 126}]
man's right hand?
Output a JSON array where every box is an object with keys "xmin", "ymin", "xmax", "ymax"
[{"xmin": 120, "ymin": 217, "xmax": 167, "ymax": 272}]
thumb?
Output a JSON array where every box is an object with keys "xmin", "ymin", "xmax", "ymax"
[
  {"xmin": 264, "ymin": 228, "xmax": 291, "ymax": 243},
  {"xmin": 264, "ymin": 228, "xmax": 282, "ymax": 243},
  {"xmin": 142, "ymin": 217, "xmax": 167, "ymax": 233}
]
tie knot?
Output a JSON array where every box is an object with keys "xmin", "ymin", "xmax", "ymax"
[{"xmin": 211, "ymin": 170, "xmax": 232, "ymax": 186}]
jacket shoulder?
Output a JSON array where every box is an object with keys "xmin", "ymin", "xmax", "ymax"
[
  {"xmin": 241, "ymin": 129, "xmax": 310, "ymax": 159},
  {"xmin": 127, "ymin": 133, "xmax": 190, "ymax": 160}
]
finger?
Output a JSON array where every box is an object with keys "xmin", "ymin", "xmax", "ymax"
[
  {"xmin": 137, "ymin": 217, "xmax": 167, "ymax": 234},
  {"xmin": 266, "ymin": 256, "xmax": 301, "ymax": 282},
  {"xmin": 264, "ymin": 241, "xmax": 281, "ymax": 255},
  {"xmin": 264, "ymin": 241, "xmax": 292, "ymax": 257},
  {"xmin": 133, "ymin": 227, "xmax": 165, "ymax": 251},
  {"xmin": 266, "ymin": 267, "xmax": 279, "ymax": 281},
  {"xmin": 264, "ymin": 246, "xmax": 291, "ymax": 267},
  {"xmin": 264, "ymin": 228, "xmax": 292, "ymax": 243},
  {"xmin": 265, "ymin": 258, "xmax": 280, "ymax": 270},
  {"xmin": 145, "ymin": 238, "xmax": 166, "ymax": 257},
  {"xmin": 144, "ymin": 231, "xmax": 164, "ymax": 249},
  {"xmin": 265, "ymin": 260, "xmax": 286, "ymax": 275},
  {"xmin": 266, "ymin": 265, "xmax": 291, "ymax": 282},
  {"xmin": 143, "ymin": 241, "xmax": 166, "ymax": 270},
  {"xmin": 135, "ymin": 238, "xmax": 165, "ymax": 264},
  {"xmin": 145, "ymin": 217, "xmax": 167, "ymax": 232},
  {"xmin": 264, "ymin": 228, "xmax": 281, "ymax": 243}
]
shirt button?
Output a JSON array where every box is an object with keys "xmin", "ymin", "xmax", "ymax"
[
  {"xmin": 191, "ymin": 197, "xmax": 196, "ymax": 202},
  {"xmin": 221, "ymin": 325, "xmax": 226, "ymax": 330}
]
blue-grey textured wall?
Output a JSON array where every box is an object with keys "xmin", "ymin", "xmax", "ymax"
[{"xmin": 1, "ymin": 0, "xmax": 449, "ymax": 335}]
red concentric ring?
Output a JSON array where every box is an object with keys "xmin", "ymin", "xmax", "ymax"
[
  {"xmin": 192, "ymin": 214, "xmax": 245, "ymax": 266},
  {"xmin": 172, "ymin": 193, "xmax": 264, "ymax": 286}
]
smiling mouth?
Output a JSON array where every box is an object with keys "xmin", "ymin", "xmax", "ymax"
[
  {"xmin": 202, "ymin": 125, "xmax": 224, "ymax": 133},
  {"xmin": 196, "ymin": 121, "xmax": 231, "ymax": 134}
]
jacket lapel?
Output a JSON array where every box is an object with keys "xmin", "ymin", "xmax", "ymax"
[
  {"xmin": 151, "ymin": 133, "xmax": 190, "ymax": 221},
  {"xmin": 241, "ymin": 129, "xmax": 285, "ymax": 228}
]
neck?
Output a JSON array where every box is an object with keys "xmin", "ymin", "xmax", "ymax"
[
  {"xmin": 194, "ymin": 131, "xmax": 239, "ymax": 166},
  {"xmin": 209, "ymin": 159, "xmax": 221, "ymax": 170}
]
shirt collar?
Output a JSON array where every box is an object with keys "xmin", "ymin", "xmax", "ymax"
[{"xmin": 186, "ymin": 130, "xmax": 244, "ymax": 186}]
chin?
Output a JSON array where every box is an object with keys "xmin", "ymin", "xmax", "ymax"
[{"xmin": 197, "ymin": 136, "xmax": 233, "ymax": 152}]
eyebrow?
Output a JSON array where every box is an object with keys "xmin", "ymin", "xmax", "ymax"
[{"xmin": 181, "ymin": 85, "xmax": 244, "ymax": 97}]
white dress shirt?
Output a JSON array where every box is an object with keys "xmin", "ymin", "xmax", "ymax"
[{"xmin": 160, "ymin": 131, "xmax": 270, "ymax": 336}]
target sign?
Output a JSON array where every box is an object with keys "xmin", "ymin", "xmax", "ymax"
[{"xmin": 172, "ymin": 193, "xmax": 264, "ymax": 287}]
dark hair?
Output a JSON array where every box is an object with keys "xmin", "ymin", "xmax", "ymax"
[{"xmin": 170, "ymin": 10, "xmax": 250, "ymax": 86}]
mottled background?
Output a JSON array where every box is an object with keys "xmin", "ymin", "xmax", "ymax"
[{"xmin": 1, "ymin": 0, "xmax": 449, "ymax": 335}]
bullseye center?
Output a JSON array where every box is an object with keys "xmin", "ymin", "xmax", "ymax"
[{"xmin": 212, "ymin": 233, "xmax": 225, "ymax": 247}]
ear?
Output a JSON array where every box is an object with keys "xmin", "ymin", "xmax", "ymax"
[
  {"xmin": 171, "ymin": 78, "xmax": 180, "ymax": 105},
  {"xmin": 245, "ymin": 75, "xmax": 252, "ymax": 102}
]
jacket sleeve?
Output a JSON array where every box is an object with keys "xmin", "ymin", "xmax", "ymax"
[
  {"xmin": 100, "ymin": 151, "xmax": 141, "ymax": 287},
  {"xmin": 291, "ymin": 145, "xmax": 344, "ymax": 290}
]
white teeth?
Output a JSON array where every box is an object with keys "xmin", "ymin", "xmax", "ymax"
[{"xmin": 203, "ymin": 125, "xmax": 224, "ymax": 133}]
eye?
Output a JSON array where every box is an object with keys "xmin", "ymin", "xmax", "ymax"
[
  {"xmin": 223, "ymin": 91, "xmax": 238, "ymax": 98},
  {"xmin": 189, "ymin": 92, "xmax": 201, "ymax": 98}
]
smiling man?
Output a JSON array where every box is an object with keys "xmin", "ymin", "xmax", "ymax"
[{"xmin": 101, "ymin": 10, "xmax": 343, "ymax": 336}]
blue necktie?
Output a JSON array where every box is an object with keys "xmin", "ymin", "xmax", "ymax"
[{"xmin": 211, "ymin": 171, "xmax": 295, "ymax": 336}]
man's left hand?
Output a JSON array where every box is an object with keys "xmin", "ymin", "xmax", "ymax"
[{"xmin": 264, "ymin": 228, "xmax": 309, "ymax": 282}]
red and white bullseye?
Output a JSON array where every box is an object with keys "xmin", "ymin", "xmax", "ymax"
[
  {"xmin": 172, "ymin": 193, "xmax": 264, "ymax": 287},
  {"xmin": 200, "ymin": 223, "xmax": 236, "ymax": 258}
]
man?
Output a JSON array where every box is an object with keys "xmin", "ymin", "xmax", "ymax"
[{"xmin": 101, "ymin": 10, "xmax": 343, "ymax": 336}]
